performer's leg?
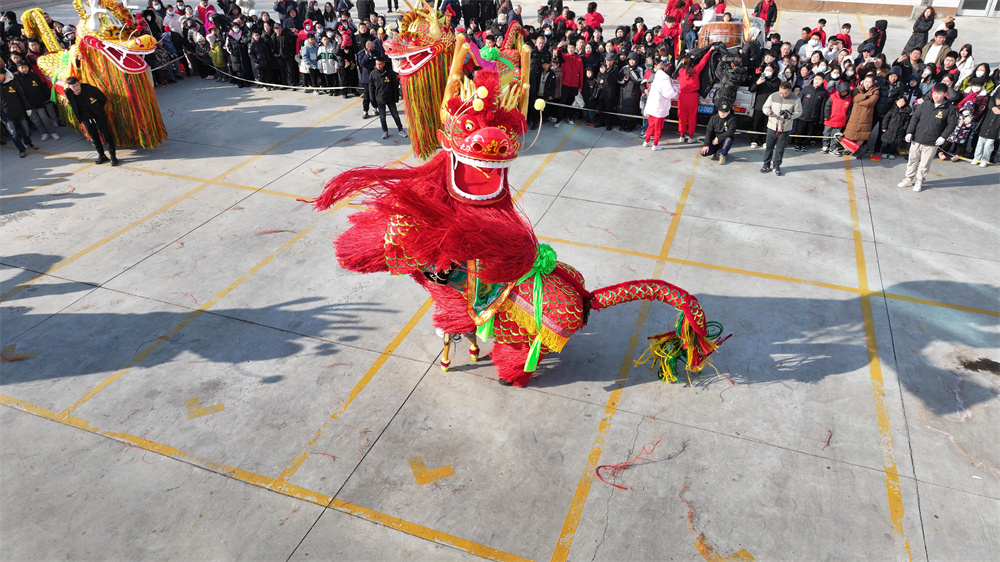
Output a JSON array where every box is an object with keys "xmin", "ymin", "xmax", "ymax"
[
  {"xmin": 83, "ymin": 119, "xmax": 107, "ymax": 162},
  {"xmin": 94, "ymin": 119, "xmax": 117, "ymax": 163},
  {"xmin": 377, "ymin": 103, "xmax": 389, "ymax": 133}
]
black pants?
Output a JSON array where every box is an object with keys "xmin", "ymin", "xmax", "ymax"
[
  {"xmin": 377, "ymin": 102, "xmax": 403, "ymax": 132},
  {"xmin": 84, "ymin": 117, "xmax": 116, "ymax": 159},
  {"xmin": 750, "ymin": 109, "xmax": 768, "ymax": 145},
  {"xmin": 279, "ymin": 57, "xmax": 298, "ymax": 86},
  {"xmin": 361, "ymin": 82, "xmax": 372, "ymax": 112},
  {"xmin": 794, "ymin": 120, "xmax": 822, "ymax": 147},
  {"xmin": 557, "ymin": 86, "xmax": 577, "ymax": 122},
  {"xmin": 386, "ymin": 0, "xmax": 398, "ymax": 10},
  {"xmin": 596, "ymin": 98, "xmax": 617, "ymax": 129},
  {"xmin": 763, "ymin": 129, "xmax": 789, "ymax": 168}
]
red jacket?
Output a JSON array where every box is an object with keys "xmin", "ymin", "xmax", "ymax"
[
  {"xmin": 660, "ymin": 24, "xmax": 681, "ymax": 57},
  {"xmin": 834, "ymin": 32, "xmax": 852, "ymax": 51},
  {"xmin": 824, "ymin": 94, "xmax": 852, "ymax": 128},
  {"xmin": 584, "ymin": 12, "xmax": 604, "ymax": 29},
  {"xmin": 811, "ymin": 27, "xmax": 827, "ymax": 45},
  {"xmin": 678, "ymin": 50, "xmax": 713, "ymax": 93},
  {"xmin": 560, "ymin": 53, "xmax": 583, "ymax": 89}
]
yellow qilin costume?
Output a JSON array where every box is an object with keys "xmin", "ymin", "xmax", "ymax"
[{"xmin": 21, "ymin": 0, "xmax": 166, "ymax": 148}]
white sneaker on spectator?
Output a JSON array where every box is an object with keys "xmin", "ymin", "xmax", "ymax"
[
  {"xmin": 554, "ymin": 121, "xmax": 560, "ymax": 128},
  {"xmin": 548, "ymin": 117, "xmax": 557, "ymax": 123},
  {"xmin": 399, "ymin": 130, "xmax": 407, "ymax": 137},
  {"xmin": 912, "ymin": 183, "xmax": 923, "ymax": 192},
  {"xmin": 382, "ymin": 131, "xmax": 389, "ymax": 139},
  {"xmin": 750, "ymin": 142, "xmax": 758, "ymax": 148},
  {"xmin": 979, "ymin": 161, "xmax": 988, "ymax": 168},
  {"xmin": 567, "ymin": 119, "xmax": 574, "ymax": 125},
  {"xmin": 652, "ymin": 145, "xmax": 665, "ymax": 151},
  {"xmin": 897, "ymin": 178, "xmax": 914, "ymax": 188},
  {"xmin": 50, "ymin": 132, "xmax": 60, "ymax": 140},
  {"xmin": 40, "ymin": 133, "xmax": 49, "ymax": 141},
  {"xmin": 969, "ymin": 160, "xmax": 980, "ymax": 166},
  {"xmin": 642, "ymin": 141, "xmax": 650, "ymax": 147}
]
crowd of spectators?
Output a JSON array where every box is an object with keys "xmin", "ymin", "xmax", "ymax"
[{"xmin": 2, "ymin": 1, "xmax": 998, "ymax": 180}]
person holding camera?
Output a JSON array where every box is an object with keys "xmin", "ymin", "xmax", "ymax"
[{"xmin": 760, "ymin": 80, "xmax": 801, "ymax": 176}]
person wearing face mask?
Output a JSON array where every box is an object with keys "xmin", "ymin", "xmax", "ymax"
[
  {"xmin": 748, "ymin": 63, "xmax": 781, "ymax": 148},
  {"xmin": 958, "ymin": 64, "xmax": 993, "ymax": 96},
  {"xmin": 843, "ymin": 74, "xmax": 879, "ymax": 157},
  {"xmin": 971, "ymin": 85, "xmax": 1000, "ymax": 167},
  {"xmin": 821, "ymin": 81, "xmax": 852, "ymax": 154},
  {"xmin": 794, "ymin": 73, "xmax": 827, "ymax": 151},
  {"xmin": 798, "ymin": 32, "xmax": 822, "ymax": 60},
  {"xmin": 898, "ymin": 84, "xmax": 957, "ymax": 192},
  {"xmin": 918, "ymin": 64, "xmax": 937, "ymax": 96}
]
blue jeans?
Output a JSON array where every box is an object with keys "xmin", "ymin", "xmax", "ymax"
[
  {"xmin": 684, "ymin": 30, "xmax": 699, "ymax": 51},
  {"xmin": 3, "ymin": 115, "xmax": 31, "ymax": 152}
]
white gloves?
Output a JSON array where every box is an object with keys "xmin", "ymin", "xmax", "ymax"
[
  {"xmin": 26, "ymin": 109, "xmax": 33, "ymax": 116},
  {"xmin": 904, "ymin": 134, "xmax": 912, "ymax": 143},
  {"xmin": 935, "ymin": 137, "xmax": 945, "ymax": 146}
]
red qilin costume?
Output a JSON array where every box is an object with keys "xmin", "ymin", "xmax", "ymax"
[{"xmin": 313, "ymin": 11, "xmax": 726, "ymax": 387}]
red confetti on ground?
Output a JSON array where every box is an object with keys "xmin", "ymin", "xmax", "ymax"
[
  {"xmin": 255, "ymin": 229, "xmax": 293, "ymax": 236},
  {"xmin": 586, "ymin": 224, "xmax": 618, "ymax": 239},
  {"xmin": 821, "ymin": 429, "xmax": 833, "ymax": 450},
  {"xmin": 52, "ymin": 186, "xmax": 76, "ymax": 196},
  {"xmin": 595, "ymin": 436, "xmax": 663, "ymax": 491},
  {"xmin": 309, "ymin": 452, "xmax": 336, "ymax": 462},
  {"xmin": 182, "ymin": 292, "xmax": 198, "ymax": 304}
]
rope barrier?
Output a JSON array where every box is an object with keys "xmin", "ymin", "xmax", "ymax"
[
  {"xmin": 207, "ymin": 64, "xmax": 366, "ymax": 92},
  {"xmin": 540, "ymin": 100, "xmax": 839, "ymax": 139}
]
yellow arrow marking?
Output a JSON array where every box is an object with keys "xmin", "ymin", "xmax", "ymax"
[
  {"xmin": 1, "ymin": 344, "xmax": 37, "ymax": 362},
  {"xmin": 185, "ymin": 397, "xmax": 224, "ymax": 419},
  {"xmin": 408, "ymin": 456, "xmax": 454, "ymax": 485}
]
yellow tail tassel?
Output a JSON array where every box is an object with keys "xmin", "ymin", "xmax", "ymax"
[{"xmin": 634, "ymin": 315, "xmax": 724, "ymax": 385}]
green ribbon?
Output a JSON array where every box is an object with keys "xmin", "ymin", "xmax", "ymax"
[
  {"xmin": 516, "ymin": 244, "xmax": 558, "ymax": 372},
  {"xmin": 474, "ymin": 244, "xmax": 557, "ymax": 373},
  {"xmin": 51, "ymin": 50, "xmax": 72, "ymax": 103}
]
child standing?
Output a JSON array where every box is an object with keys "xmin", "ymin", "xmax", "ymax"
[
  {"xmin": 822, "ymin": 81, "xmax": 852, "ymax": 154},
  {"xmin": 880, "ymin": 95, "xmax": 911, "ymax": 159}
]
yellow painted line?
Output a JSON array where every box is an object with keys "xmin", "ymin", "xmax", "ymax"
[
  {"xmin": 272, "ymin": 297, "xmax": 433, "ymax": 489},
  {"xmin": 879, "ymin": 292, "xmax": 999, "ymax": 317},
  {"xmin": 552, "ymin": 295, "xmax": 655, "ymax": 561},
  {"xmin": 856, "ymin": 13, "xmax": 865, "ymax": 33},
  {"xmin": 660, "ymin": 154, "xmax": 702, "ymax": 258},
  {"xmin": 844, "ymin": 159, "xmax": 911, "ymax": 560},
  {"xmin": 274, "ymin": 128, "xmax": 583, "ymax": 488},
  {"xmin": 1, "ymin": 162, "xmax": 95, "ymax": 200},
  {"xmin": 0, "ymin": 393, "xmax": 530, "ymax": 562},
  {"xmin": 57, "ymin": 224, "xmax": 319, "ymax": 417},
  {"xmin": 408, "ymin": 456, "xmax": 456, "ymax": 485},
  {"xmin": 552, "ymin": 152, "xmax": 704, "ymax": 560},
  {"xmin": 0, "ymin": 182, "xmax": 212, "ymax": 302},
  {"xmin": 609, "ymin": 1, "xmax": 637, "ymax": 26},
  {"xmin": 0, "ymin": 101, "xmax": 361, "ymax": 303},
  {"xmin": 515, "ymin": 122, "xmax": 581, "ymax": 201}
]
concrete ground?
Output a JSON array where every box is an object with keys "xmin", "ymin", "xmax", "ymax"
[{"xmin": 2, "ymin": 2, "xmax": 998, "ymax": 561}]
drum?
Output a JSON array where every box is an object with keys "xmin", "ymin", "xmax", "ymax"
[{"xmin": 699, "ymin": 22, "xmax": 743, "ymax": 49}]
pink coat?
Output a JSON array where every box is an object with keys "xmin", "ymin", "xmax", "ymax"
[{"xmin": 644, "ymin": 70, "xmax": 679, "ymax": 118}]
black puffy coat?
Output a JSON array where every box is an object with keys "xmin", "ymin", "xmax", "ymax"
[
  {"xmin": 249, "ymin": 37, "xmax": 273, "ymax": 68},
  {"xmin": 225, "ymin": 29, "xmax": 253, "ymax": 72},
  {"xmin": 712, "ymin": 59, "xmax": 747, "ymax": 109},
  {"xmin": 798, "ymin": 83, "xmax": 828, "ymax": 122},
  {"xmin": 880, "ymin": 104, "xmax": 911, "ymax": 145},
  {"xmin": 902, "ymin": 16, "xmax": 934, "ymax": 56},
  {"xmin": 977, "ymin": 89, "xmax": 1000, "ymax": 140},
  {"xmin": 749, "ymin": 73, "xmax": 780, "ymax": 111}
]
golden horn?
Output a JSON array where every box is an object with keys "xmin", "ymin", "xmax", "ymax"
[{"xmin": 518, "ymin": 45, "xmax": 532, "ymax": 116}]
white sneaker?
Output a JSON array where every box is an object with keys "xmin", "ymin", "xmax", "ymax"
[
  {"xmin": 398, "ymin": 130, "xmax": 407, "ymax": 137},
  {"xmin": 548, "ymin": 117, "xmax": 557, "ymax": 123},
  {"xmin": 970, "ymin": 160, "xmax": 980, "ymax": 166},
  {"xmin": 980, "ymin": 161, "xmax": 989, "ymax": 168},
  {"xmin": 40, "ymin": 133, "xmax": 50, "ymax": 141},
  {"xmin": 912, "ymin": 183, "xmax": 923, "ymax": 192},
  {"xmin": 652, "ymin": 145, "xmax": 665, "ymax": 151},
  {"xmin": 897, "ymin": 178, "xmax": 914, "ymax": 188},
  {"xmin": 50, "ymin": 132, "xmax": 60, "ymax": 140},
  {"xmin": 553, "ymin": 121, "xmax": 561, "ymax": 128},
  {"xmin": 567, "ymin": 119, "xmax": 575, "ymax": 125},
  {"xmin": 642, "ymin": 141, "xmax": 650, "ymax": 147},
  {"xmin": 750, "ymin": 142, "xmax": 758, "ymax": 149}
]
